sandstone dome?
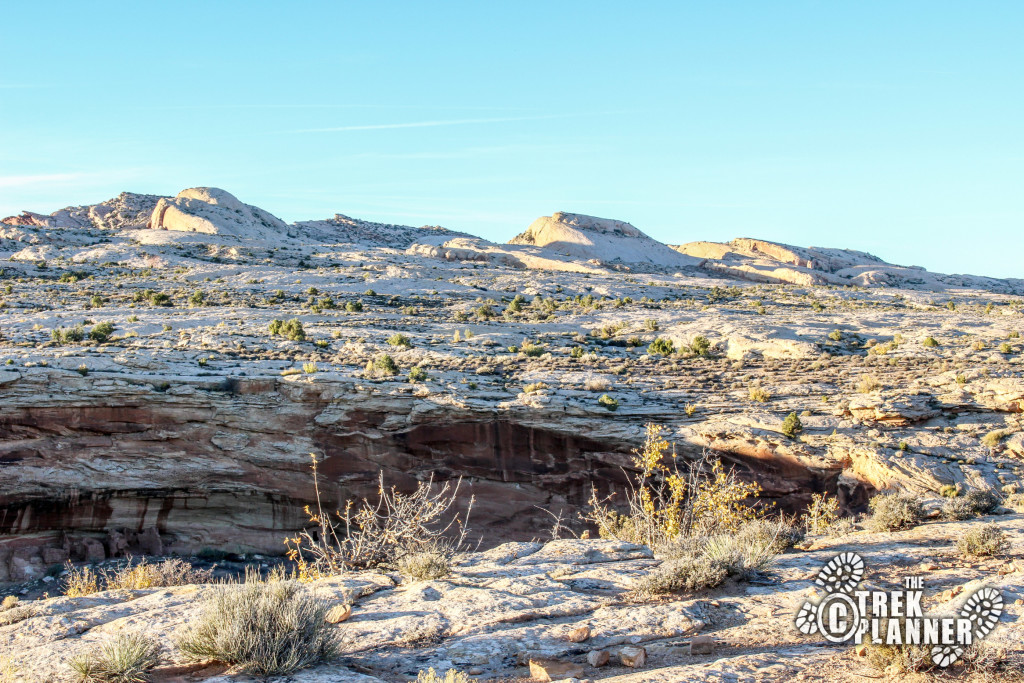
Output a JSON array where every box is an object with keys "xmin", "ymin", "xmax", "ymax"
[
  {"xmin": 148, "ymin": 187, "xmax": 288, "ymax": 239},
  {"xmin": 509, "ymin": 211, "xmax": 700, "ymax": 268}
]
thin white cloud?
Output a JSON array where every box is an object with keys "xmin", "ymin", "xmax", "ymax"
[
  {"xmin": 0, "ymin": 173, "xmax": 89, "ymax": 188},
  {"xmin": 292, "ymin": 113, "xmax": 585, "ymax": 133}
]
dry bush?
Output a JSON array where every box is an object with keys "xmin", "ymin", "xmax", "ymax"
[
  {"xmin": 175, "ymin": 578, "xmax": 337, "ymax": 676},
  {"xmin": 0, "ymin": 596, "xmax": 17, "ymax": 610},
  {"xmin": 857, "ymin": 375, "xmax": 882, "ymax": 393},
  {"xmin": 285, "ymin": 455, "xmax": 474, "ymax": 578},
  {"xmin": 865, "ymin": 491, "xmax": 923, "ymax": 532},
  {"xmin": 105, "ymin": 558, "xmax": 213, "ymax": 590},
  {"xmin": 0, "ymin": 605, "xmax": 34, "ymax": 627},
  {"xmin": 631, "ymin": 517, "xmax": 793, "ymax": 599},
  {"xmin": 864, "ymin": 638, "xmax": 934, "ymax": 674},
  {"xmin": 956, "ymin": 523, "xmax": 1010, "ymax": 558},
  {"xmin": 63, "ymin": 558, "xmax": 213, "ymax": 596},
  {"xmin": 583, "ymin": 376, "xmax": 611, "ymax": 392},
  {"xmin": 522, "ymin": 381, "xmax": 547, "ymax": 394},
  {"xmin": 69, "ymin": 632, "xmax": 159, "ymax": 683},
  {"xmin": 0, "ymin": 655, "xmax": 18, "ymax": 681},
  {"xmin": 584, "ymin": 425, "xmax": 764, "ymax": 548},
  {"xmin": 63, "ymin": 564, "xmax": 101, "ymax": 597},
  {"xmin": 942, "ymin": 488, "xmax": 1002, "ymax": 521},
  {"xmin": 802, "ymin": 492, "xmax": 839, "ymax": 534},
  {"xmin": 748, "ymin": 385, "xmax": 770, "ymax": 402},
  {"xmin": 415, "ymin": 669, "xmax": 472, "ymax": 683},
  {"xmin": 397, "ymin": 551, "xmax": 451, "ymax": 582},
  {"xmin": 586, "ymin": 424, "xmax": 784, "ymax": 599},
  {"xmin": 581, "ymin": 423, "xmax": 765, "ymax": 548},
  {"xmin": 630, "ymin": 553, "xmax": 727, "ymax": 600}
]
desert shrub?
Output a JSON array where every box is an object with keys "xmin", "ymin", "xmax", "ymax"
[
  {"xmin": 52, "ymin": 325, "xmax": 86, "ymax": 343},
  {"xmin": 647, "ymin": 337, "xmax": 675, "ymax": 356},
  {"xmin": 520, "ymin": 340, "xmax": 545, "ymax": 357},
  {"xmin": 1, "ymin": 596, "xmax": 18, "ymax": 611},
  {"xmin": 857, "ymin": 375, "xmax": 882, "ymax": 393},
  {"xmin": 1006, "ymin": 493, "xmax": 1024, "ymax": 512},
  {"xmin": 175, "ymin": 579, "xmax": 337, "ymax": 676},
  {"xmin": 268, "ymin": 319, "xmax": 283, "ymax": 335},
  {"xmin": 803, "ymin": 492, "xmax": 840, "ymax": 534},
  {"xmin": 387, "ymin": 333, "xmax": 411, "ymax": 348},
  {"xmin": 523, "ymin": 381, "xmax": 547, "ymax": 394},
  {"xmin": 963, "ymin": 488, "xmax": 1002, "ymax": 514},
  {"xmin": 702, "ymin": 520, "xmax": 787, "ymax": 579},
  {"xmin": 415, "ymin": 668, "xmax": 472, "ymax": 683},
  {"xmin": 0, "ymin": 605, "xmax": 34, "ymax": 627},
  {"xmin": 569, "ymin": 346, "xmax": 584, "ymax": 358},
  {"xmin": 780, "ymin": 412, "xmax": 802, "ymax": 438},
  {"xmin": 689, "ymin": 335, "xmax": 711, "ymax": 357},
  {"xmin": 89, "ymin": 322, "xmax": 116, "ymax": 343},
  {"xmin": 284, "ymin": 456, "xmax": 474, "ymax": 576},
  {"xmin": 63, "ymin": 564, "xmax": 101, "ymax": 597},
  {"xmin": 922, "ymin": 336, "xmax": 939, "ymax": 348},
  {"xmin": 981, "ymin": 429, "xmax": 1009, "ymax": 448},
  {"xmin": 345, "ymin": 299, "xmax": 363, "ymax": 312},
  {"xmin": 63, "ymin": 559, "xmax": 212, "ymax": 596},
  {"xmin": 748, "ymin": 385, "xmax": 770, "ymax": 402},
  {"xmin": 584, "ymin": 425, "xmax": 763, "ymax": 548},
  {"xmin": 597, "ymin": 394, "xmax": 618, "ymax": 411},
  {"xmin": 942, "ymin": 488, "xmax": 1001, "ymax": 521},
  {"xmin": 397, "ymin": 551, "xmax": 451, "ymax": 582},
  {"xmin": 956, "ymin": 523, "xmax": 1010, "ymax": 558},
  {"xmin": 408, "ymin": 366, "xmax": 428, "ymax": 383},
  {"xmin": 105, "ymin": 558, "xmax": 213, "ymax": 591},
  {"xmin": 188, "ymin": 290, "xmax": 205, "ymax": 306},
  {"xmin": 584, "ymin": 377, "xmax": 611, "ymax": 392},
  {"xmin": 630, "ymin": 553, "xmax": 727, "ymax": 599},
  {"xmin": 939, "ymin": 484, "xmax": 959, "ymax": 498},
  {"xmin": 941, "ymin": 495, "xmax": 974, "ymax": 521},
  {"xmin": 282, "ymin": 319, "xmax": 305, "ymax": 341},
  {"xmin": 631, "ymin": 517, "xmax": 790, "ymax": 599},
  {"xmin": 864, "ymin": 633, "xmax": 935, "ymax": 674},
  {"xmin": 69, "ymin": 632, "xmax": 159, "ymax": 683},
  {"xmin": 866, "ymin": 491, "xmax": 923, "ymax": 532},
  {"xmin": 828, "ymin": 329, "xmax": 842, "ymax": 341},
  {"xmin": 373, "ymin": 354, "xmax": 398, "ymax": 376},
  {"xmin": 302, "ymin": 362, "xmax": 317, "ymax": 374}
]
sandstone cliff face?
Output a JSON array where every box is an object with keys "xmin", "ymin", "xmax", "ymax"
[{"xmin": 0, "ymin": 369, "xmax": 859, "ymax": 583}]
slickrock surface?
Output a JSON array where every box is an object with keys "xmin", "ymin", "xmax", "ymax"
[
  {"xmin": 0, "ymin": 186, "xmax": 1022, "ymax": 581},
  {"xmin": 1, "ymin": 517, "xmax": 1021, "ymax": 682}
]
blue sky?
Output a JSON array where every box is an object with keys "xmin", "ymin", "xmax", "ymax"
[{"xmin": 1, "ymin": 2, "xmax": 1021, "ymax": 278}]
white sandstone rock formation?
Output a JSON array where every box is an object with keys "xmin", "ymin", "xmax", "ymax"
[
  {"xmin": 148, "ymin": 187, "xmax": 288, "ymax": 240},
  {"xmin": 509, "ymin": 212, "xmax": 702, "ymax": 269}
]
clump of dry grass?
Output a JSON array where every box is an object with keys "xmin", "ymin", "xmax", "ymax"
[
  {"xmin": 397, "ymin": 551, "xmax": 451, "ymax": 582},
  {"xmin": 69, "ymin": 632, "xmax": 159, "ymax": 683},
  {"xmin": 176, "ymin": 578, "xmax": 337, "ymax": 676}
]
